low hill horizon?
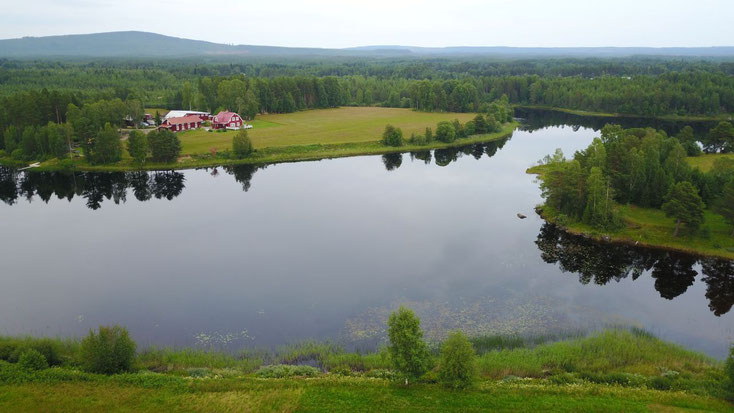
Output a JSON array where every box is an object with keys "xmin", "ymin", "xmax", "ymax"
[{"xmin": 2, "ymin": 31, "xmax": 734, "ymax": 59}]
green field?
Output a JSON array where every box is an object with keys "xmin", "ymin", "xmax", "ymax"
[
  {"xmin": 177, "ymin": 107, "xmax": 478, "ymax": 155},
  {"xmin": 687, "ymin": 153, "xmax": 734, "ymax": 172},
  {"xmin": 1, "ymin": 329, "xmax": 731, "ymax": 412}
]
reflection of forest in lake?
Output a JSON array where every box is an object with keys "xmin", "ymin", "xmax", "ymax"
[
  {"xmin": 536, "ymin": 223, "xmax": 734, "ymax": 317},
  {"xmin": 515, "ymin": 107, "xmax": 717, "ymax": 138},
  {"xmin": 0, "ymin": 137, "xmax": 513, "ymax": 210}
]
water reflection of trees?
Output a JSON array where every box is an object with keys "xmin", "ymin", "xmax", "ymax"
[
  {"xmin": 0, "ymin": 167, "xmax": 186, "ymax": 210},
  {"xmin": 535, "ymin": 223, "xmax": 734, "ymax": 316},
  {"xmin": 387, "ymin": 136, "xmax": 512, "ymax": 171},
  {"xmin": 515, "ymin": 107, "xmax": 716, "ymax": 137}
]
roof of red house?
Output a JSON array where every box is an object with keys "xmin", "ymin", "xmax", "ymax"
[
  {"xmin": 213, "ymin": 111, "xmax": 240, "ymax": 124},
  {"xmin": 163, "ymin": 115, "xmax": 203, "ymax": 125}
]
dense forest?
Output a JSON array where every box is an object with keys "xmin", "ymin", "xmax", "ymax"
[{"xmin": 1, "ymin": 57, "xmax": 734, "ymax": 164}]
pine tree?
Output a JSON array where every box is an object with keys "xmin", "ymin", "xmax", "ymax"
[{"xmin": 662, "ymin": 181, "xmax": 705, "ymax": 237}]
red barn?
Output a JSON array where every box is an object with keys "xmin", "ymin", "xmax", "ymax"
[
  {"xmin": 212, "ymin": 111, "xmax": 244, "ymax": 130},
  {"xmin": 158, "ymin": 115, "xmax": 203, "ymax": 132}
]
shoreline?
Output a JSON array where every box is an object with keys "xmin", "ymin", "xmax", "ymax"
[
  {"xmin": 527, "ymin": 166, "xmax": 734, "ymax": 261},
  {"xmin": 516, "ymin": 105, "xmax": 731, "ymax": 122},
  {"xmin": 533, "ymin": 206, "xmax": 734, "ymax": 261},
  {"xmin": 0, "ymin": 122, "xmax": 517, "ymax": 173}
]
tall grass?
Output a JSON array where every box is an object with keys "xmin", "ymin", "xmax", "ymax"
[{"xmin": 477, "ymin": 329, "xmax": 716, "ymax": 379}]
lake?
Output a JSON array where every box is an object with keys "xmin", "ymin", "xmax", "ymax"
[{"xmin": 1, "ymin": 113, "xmax": 732, "ymax": 357}]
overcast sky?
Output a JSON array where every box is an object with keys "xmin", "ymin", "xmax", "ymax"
[{"xmin": 0, "ymin": 0, "xmax": 732, "ymax": 48}]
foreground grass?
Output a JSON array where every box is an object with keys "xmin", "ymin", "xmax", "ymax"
[
  {"xmin": 687, "ymin": 153, "xmax": 734, "ymax": 172},
  {"xmin": 527, "ymin": 165, "xmax": 734, "ymax": 259},
  {"xmin": 518, "ymin": 105, "xmax": 732, "ymax": 122},
  {"xmin": 1, "ymin": 378, "xmax": 731, "ymax": 412},
  {"xmin": 0, "ymin": 329, "xmax": 731, "ymax": 411}
]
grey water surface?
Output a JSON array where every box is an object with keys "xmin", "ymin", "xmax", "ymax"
[{"xmin": 1, "ymin": 117, "xmax": 732, "ymax": 357}]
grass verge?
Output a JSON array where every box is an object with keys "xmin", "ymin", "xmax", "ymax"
[{"xmin": 0, "ymin": 328, "xmax": 732, "ymax": 412}]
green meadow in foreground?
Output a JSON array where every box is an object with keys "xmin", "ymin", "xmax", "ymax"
[{"xmin": 0, "ymin": 328, "xmax": 732, "ymax": 412}]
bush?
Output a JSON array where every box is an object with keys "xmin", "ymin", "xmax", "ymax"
[
  {"xmin": 409, "ymin": 133, "xmax": 427, "ymax": 146},
  {"xmin": 387, "ymin": 306, "xmax": 429, "ymax": 383},
  {"xmin": 438, "ymin": 331, "xmax": 477, "ymax": 389},
  {"xmin": 382, "ymin": 124, "xmax": 403, "ymax": 147},
  {"xmin": 435, "ymin": 121, "xmax": 456, "ymax": 143},
  {"xmin": 80, "ymin": 325, "xmax": 137, "ymax": 375},
  {"xmin": 18, "ymin": 349, "xmax": 48, "ymax": 371},
  {"xmin": 254, "ymin": 364, "xmax": 320, "ymax": 378},
  {"xmin": 232, "ymin": 129, "xmax": 253, "ymax": 158},
  {"xmin": 0, "ymin": 338, "xmax": 62, "ymax": 366}
]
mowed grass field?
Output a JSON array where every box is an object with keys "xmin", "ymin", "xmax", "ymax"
[
  {"xmin": 177, "ymin": 107, "xmax": 477, "ymax": 155},
  {"xmin": 687, "ymin": 153, "xmax": 734, "ymax": 172}
]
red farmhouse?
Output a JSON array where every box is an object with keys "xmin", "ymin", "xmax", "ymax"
[
  {"xmin": 212, "ymin": 111, "xmax": 244, "ymax": 130},
  {"xmin": 159, "ymin": 115, "xmax": 203, "ymax": 132}
]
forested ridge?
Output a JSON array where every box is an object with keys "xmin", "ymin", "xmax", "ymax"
[{"xmin": 1, "ymin": 57, "xmax": 734, "ymax": 166}]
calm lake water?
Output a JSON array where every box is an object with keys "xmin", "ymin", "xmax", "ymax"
[{"xmin": 1, "ymin": 112, "xmax": 732, "ymax": 357}]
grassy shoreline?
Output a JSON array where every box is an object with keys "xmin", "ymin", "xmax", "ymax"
[
  {"xmin": 517, "ymin": 105, "xmax": 732, "ymax": 122},
  {"xmin": 527, "ymin": 164, "xmax": 734, "ymax": 260},
  {"xmin": 0, "ymin": 122, "xmax": 517, "ymax": 173},
  {"xmin": 1, "ymin": 328, "xmax": 731, "ymax": 411}
]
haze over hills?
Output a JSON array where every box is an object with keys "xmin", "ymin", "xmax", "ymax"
[{"xmin": 1, "ymin": 31, "xmax": 734, "ymax": 59}]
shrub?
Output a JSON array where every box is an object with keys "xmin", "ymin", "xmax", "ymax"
[
  {"xmin": 425, "ymin": 127, "xmax": 433, "ymax": 142},
  {"xmin": 435, "ymin": 121, "xmax": 456, "ymax": 143},
  {"xmin": 232, "ymin": 129, "xmax": 253, "ymax": 158},
  {"xmin": 80, "ymin": 325, "xmax": 137, "ymax": 375},
  {"xmin": 387, "ymin": 306, "xmax": 429, "ymax": 383},
  {"xmin": 438, "ymin": 331, "xmax": 477, "ymax": 389},
  {"xmin": 187, "ymin": 368, "xmax": 211, "ymax": 378},
  {"xmin": 18, "ymin": 349, "xmax": 48, "ymax": 371},
  {"xmin": 409, "ymin": 133, "xmax": 427, "ymax": 146},
  {"xmin": 648, "ymin": 375, "xmax": 673, "ymax": 390},
  {"xmin": 0, "ymin": 338, "xmax": 62, "ymax": 366},
  {"xmin": 382, "ymin": 124, "xmax": 403, "ymax": 147},
  {"xmin": 254, "ymin": 364, "xmax": 320, "ymax": 378}
]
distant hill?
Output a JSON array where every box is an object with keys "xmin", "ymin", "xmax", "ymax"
[
  {"xmin": 347, "ymin": 45, "xmax": 734, "ymax": 57},
  {"xmin": 1, "ymin": 31, "xmax": 733, "ymax": 59},
  {"xmin": 0, "ymin": 31, "xmax": 348, "ymax": 58}
]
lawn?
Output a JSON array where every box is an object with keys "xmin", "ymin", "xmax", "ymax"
[
  {"xmin": 0, "ymin": 329, "xmax": 731, "ymax": 412},
  {"xmin": 177, "ymin": 107, "xmax": 478, "ymax": 155},
  {"xmin": 687, "ymin": 153, "xmax": 734, "ymax": 172}
]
